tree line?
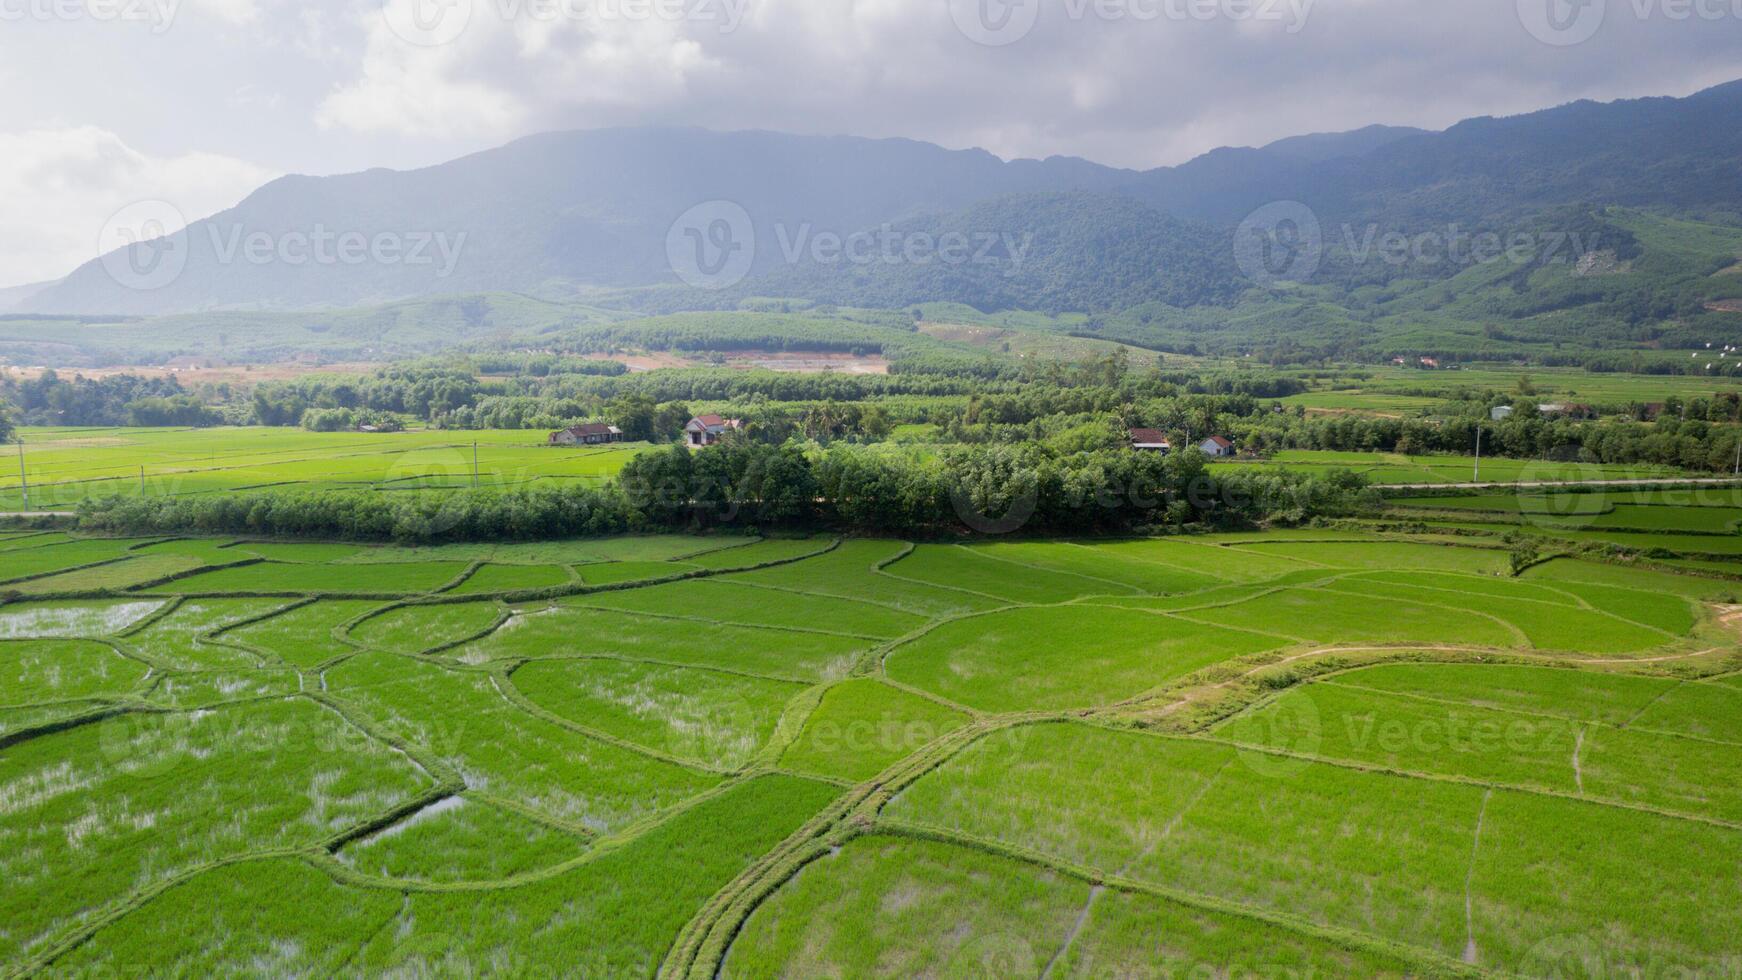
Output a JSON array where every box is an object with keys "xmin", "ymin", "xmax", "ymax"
[{"xmin": 77, "ymin": 440, "xmax": 1379, "ymax": 544}]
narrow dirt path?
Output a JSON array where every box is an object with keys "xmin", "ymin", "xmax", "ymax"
[{"xmin": 1462, "ymin": 789, "xmax": 1493, "ymax": 965}]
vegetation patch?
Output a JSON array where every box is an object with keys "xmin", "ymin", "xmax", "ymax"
[
  {"xmin": 121, "ymin": 598, "xmax": 295, "ymax": 670},
  {"xmin": 1183, "ymin": 586, "xmax": 1519, "ymax": 647},
  {"xmin": 973, "ymin": 541, "xmax": 1226, "ymax": 594},
  {"xmin": 223, "ymin": 600, "xmax": 382, "ymax": 668},
  {"xmin": 446, "ymin": 563, "xmax": 573, "ymax": 595},
  {"xmin": 349, "ymin": 602, "xmax": 504, "ymax": 655},
  {"xmin": 729, "ymin": 539, "xmax": 1005, "ymax": 617},
  {"xmin": 0, "ymin": 599, "xmax": 165, "ymax": 639},
  {"xmin": 232, "ymin": 542, "xmax": 369, "ymax": 563},
  {"xmin": 326, "ymin": 651, "xmax": 718, "ymax": 832},
  {"xmin": 722, "ymin": 835, "xmax": 1090, "ymax": 978},
  {"xmin": 151, "ymin": 561, "xmax": 469, "ymax": 595},
  {"xmin": 1229, "ymin": 540, "xmax": 1512, "ymax": 575},
  {"xmin": 680, "ymin": 537, "xmax": 833, "ymax": 570},
  {"xmin": 337, "ymin": 794, "xmax": 585, "ymax": 883},
  {"xmin": 779, "ymin": 679, "xmax": 972, "ymax": 782},
  {"xmin": 886, "ymin": 606, "xmax": 1283, "ymax": 712},
  {"xmin": 575, "ymin": 579, "xmax": 927, "ymax": 639},
  {"xmin": 1469, "ymin": 790, "xmax": 1742, "ymax": 975},
  {"xmin": 145, "ymin": 670, "xmax": 302, "ymax": 707},
  {"xmin": 0, "ymin": 540, "xmax": 142, "ymax": 585},
  {"xmin": 0, "ymin": 697, "xmax": 431, "ymax": 967},
  {"xmin": 51, "ymin": 858, "xmax": 402, "ymax": 977},
  {"xmin": 467, "ymin": 604, "xmax": 864, "ymax": 683},
  {"xmin": 346, "ymin": 774, "xmax": 840, "ymax": 977},
  {"xmin": 575, "ymin": 560, "xmax": 693, "ymax": 586},
  {"xmin": 887, "ymin": 545, "xmax": 1138, "ymax": 603},
  {"xmin": 513, "ymin": 658, "xmax": 804, "ymax": 769},
  {"xmin": 0, "ymin": 640, "xmax": 149, "ymax": 703}
]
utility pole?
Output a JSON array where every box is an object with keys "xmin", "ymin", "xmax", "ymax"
[
  {"xmin": 1734, "ymin": 435, "xmax": 1740, "ymax": 478},
  {"xmin": 140, "ymin": 466, "xmax": 147, "ymax": 495},
  {"xmin": 16, "ymin": 440, "xmax": 28, "ymax": 513},
  {"xmin": 472, "ymin": 441, "xmax": 479, "ymax": 489},
  {"xmin": 1473, "ymin": 425, "xmax": 1483, "ymax": 484}
]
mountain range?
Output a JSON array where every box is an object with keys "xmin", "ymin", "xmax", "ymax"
[{"xmin": 16, "ymin": 80, "xmax": 1742, "ymax": 319}]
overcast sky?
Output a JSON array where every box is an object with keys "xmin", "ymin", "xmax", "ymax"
[{"xmin": 3, "ymin": 0, "xmax": 1740, "ymax": 288}]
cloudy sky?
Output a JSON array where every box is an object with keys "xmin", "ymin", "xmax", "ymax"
[{"xmin": 3, "ymin": 0, "xmax": 1740, "ymax": 288}]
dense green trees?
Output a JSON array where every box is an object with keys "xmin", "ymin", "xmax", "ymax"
[
  {"xmin": 125, "ymin": 395, "xmax": 221, "ymax": 427},
  {"xmin": 2, "ymin": 371, "xmax": 204, "ymax": 427},
  {"xmin": 82, "ymin": 438, "xmax": 1377, "ymax": 544},
  {"xmin": 1222, "ymin": 409, "xmax": 1742, "ymax": 473}
]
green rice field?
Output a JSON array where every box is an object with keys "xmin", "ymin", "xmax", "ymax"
[
  {"xmin": 1377, "ymin": 483, "xmax": 1742, "ymax": 558},
  {"xmin": 0, "ymin": 426, "xmax": 647, "ymax": 512},
  {"xmin": 3, "ymin": 524, "xmax": 1740, "ymax": 976},
  {"xmin": 1213, "ymin": 450, "xmax": 1692, "ymax": 486}
]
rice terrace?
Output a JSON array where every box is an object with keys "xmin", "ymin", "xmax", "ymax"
[
  {"xmin": 13, "ymin": 8, "xmax": 1742, "ymax": 976},
  {"xmin": 4, "ymin": 515, "xmax": 1742, "ymax": 977}
]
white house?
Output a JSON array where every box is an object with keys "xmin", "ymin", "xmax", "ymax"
[
  {"xmin": 1199, "ymin": 436, "xmax": 1235, "ymax": 457},
  {"xmin": 685, "ymin": 414, "xmax": 742, "ymax": 447}
]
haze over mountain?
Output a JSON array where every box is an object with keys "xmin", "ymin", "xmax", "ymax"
[{"xmin": 20, "ymin": 80, "xmax": 1742, "ymax": 318}]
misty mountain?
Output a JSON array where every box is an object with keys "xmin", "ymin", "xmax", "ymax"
[
  {"xmin": 22, "ymin": 80, "xmax": 1742, "ymax": 317},
  {"xmin": 1256, "ymin": 124, "xmax": 1431, "ymax": 164},
  {"xmin": 1130, "ymin": 81, "xmax": 1742, "ymax": 228},
  {"xmin": 26, "ymin": 129, "xmax": 1134, "ymax": 316},
  {"xmin": 0, "ymin": 280, "xmax": 57, "ymax": 314},
  {"xmin": 747, "ymin": 191, "xmax": 1245, "ymax": 315}
]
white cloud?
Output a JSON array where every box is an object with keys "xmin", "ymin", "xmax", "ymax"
[
  {"xmin": 2, "ymin": 0, "xmax": 1740, "ymax": 292},
  {"xmin": 309, "ymin": 0, "xmax": 1742, "ymax": 168},
  {"xmin": 183, "ymin": 0, "xmax": 263, "ymax": 26},
  {"xmin": 0, "ymin": 127, "xmax": 276, "ymax": 288}
]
